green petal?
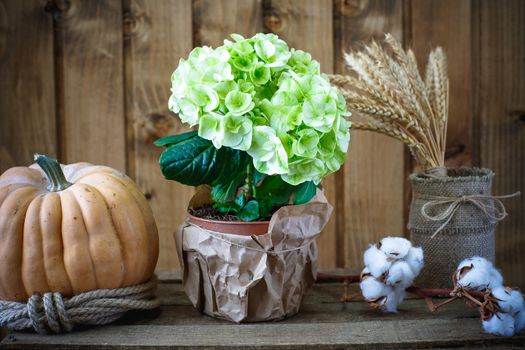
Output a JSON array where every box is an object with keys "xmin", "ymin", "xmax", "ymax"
[
  {"xmin": 198, "ymin": 113, "xmax": 224, "ymax": 148},
  {"xmin": 221, "ymin": 114, "xmax": 253, "ymax": 151},
  {"xmin": 292, "ymin": 129, "xmax": 319, "ymax": 158},
  {"xmin": 225, "ymin": 90, "xmax": 255, "ymax": 116},
  {"xmin": 250, "ymin": 62, "xmax": 271, "ymax": 86}
]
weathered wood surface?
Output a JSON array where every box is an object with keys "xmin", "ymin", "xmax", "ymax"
[
  {"xmin": 2, "ymin": 282, "xmax": 523, "ymax": 349},
  {"xmin": 123, "ymin": 0, "xmax": 193, "ymax": 271},
  {"xmin": 333, "ymin": 0, "xmax": 406, "ymax": 268},
  {"xmin": 0, "ymin": 0, "xmax": 524, "ymax": 287},
  {"xmin": 407, "ymin": 0, "xmax": 473, "ymax": 168},
  {"xmin": 56, "ymin": 0, "xmax": 126, "ymax": 171},
  {"xmin": 0, "ymin": 0, "xmax": 57, "ymax": 169},
  {"xmin": 473, "ymin": 0, "xmax": 525, "ymax": 289}
]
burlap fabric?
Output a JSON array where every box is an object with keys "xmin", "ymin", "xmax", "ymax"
[{"xmin": 408, "ymin": 168, "xmax": 496, "ymax": 288}]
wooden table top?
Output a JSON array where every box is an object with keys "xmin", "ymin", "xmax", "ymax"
[{"xmin": 1, "ymin": 280, "xmax": 524, "ymax": 349}]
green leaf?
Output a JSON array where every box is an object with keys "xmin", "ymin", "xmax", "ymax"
[
  {"xmin": 256, "ymin": 175, "xmax": 294, "ymax": 218},
  {"xmin": 258, "ymin": 198, "xmax": 274, "ymax": 219},
  {"xmin": 157, "ymin": 133, "xmax": 250, "ymax": 187},
  {"xmin": 211, "ymin": 173, "xmax": 245, "ymax": 203},
  {"xmin": 213, "ymin": 202, "xmax": 240, "ymax": 215},
  {"xmin": 256, "ymin": 175, "xmax": 293, "ymax": 205},
  {"xmin": 154, "ymin": 130, "xmax": 198, "ymax": 147},
  {"xmin": 253, "ymin": 169, "xmax": 265, "ymax": 186},
  {"xmin": 235, "ymin": 192, "xmax": 247, "ymax": 208},
  {"xmin": 293, "ymin": 181, "xmax": 317, "ymax": 205},
  {"xmin": 238, "ymin": 200, "xmax": 260, "ymax": 222}
]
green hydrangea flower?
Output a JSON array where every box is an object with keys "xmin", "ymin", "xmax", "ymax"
[{"xmin": 169, "ymin": 33, "xmax": 350, "ymax": 185}]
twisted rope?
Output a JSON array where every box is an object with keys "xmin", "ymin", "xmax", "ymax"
[{"xmin": 0, "ymin": 276, "xmax": 160, "ymax": 334}]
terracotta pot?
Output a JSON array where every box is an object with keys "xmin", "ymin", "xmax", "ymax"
[{"xmin": 187, "ymin": 213, "xmax": 269, "ymax": 236}]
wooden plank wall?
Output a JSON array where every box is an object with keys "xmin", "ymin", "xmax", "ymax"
[{"xmin": 0, "ymin": 0, "xmax": 523, "ymax": 287}]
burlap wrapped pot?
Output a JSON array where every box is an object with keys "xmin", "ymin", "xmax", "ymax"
[{"xmin": 408, "ymin": 168, "xmax": 497, "ymax": 288}]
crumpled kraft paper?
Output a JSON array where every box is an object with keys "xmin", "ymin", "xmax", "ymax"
[{"xmin": 175, "ymin": 188, "xmax": 333, "ymax": 323}]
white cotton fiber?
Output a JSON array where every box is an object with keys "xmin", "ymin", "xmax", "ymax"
[
  {"xmin": 360, "ymin": 276, "xmax": 392, "ymax": 300},
  {"xmin": 360, "ymin": 237, "xmax": 424, "ymax": 313},
  {"xmin": 385, "ymin": 261, "xmax": 416, "ymax": 288},
  {"xmin": 405, "ymin": 246, "xmax": 424, "ymax": 275},
  {"xmin": 515, "ymin": 309, "xmax": 525, "ymax": 333},
  {"xmin": 382, "ymin": 287, "xmax": 407, "ymax": 313},
  {"xmin": 379, "ymin": 236, "xmax": 412, "ymax": 259},
  {"xmin": 363, "ymin": 244, "xmax": 392, "ymax": 278},
  {"xmin": 482, "ymin": 312, "xmax": 516, "ymax": 337},
  {"xmin": 491, "ymin": 287, "xmax": 525, "ymax": 314},
  {"xmin": 456, "ymin": 256, "xmax": 503, "ymax": 291},
  {"xmin": 490, "ymin": 267, "xmax": 504, "ymax": 289}
]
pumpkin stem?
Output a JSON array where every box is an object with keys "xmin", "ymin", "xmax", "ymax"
[{"xmin": 34, "ymin": 154, "xmax": 72, "ymax": 192}]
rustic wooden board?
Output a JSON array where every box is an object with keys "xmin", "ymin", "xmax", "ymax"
[
  {"xmin": 193, "ymin": 0, "xmax": 263, "ymax": 45},
  {"xmin": 0, "ymin": 0, "xmax": 524, "ymax": 292},
  {"xmin": 264, "ymin": 0, "xmax": 337, "ymax": 269},
  {"xmin": 473, "ymin": 0, "xmax": 525, "ymax": 288},
  {"xmin": 2, "ymin": 282, "xmax": 523, "ymax": 349},
  {"xmin": 56, "ymin": 0, "xmax": 126, "ymax": 171},
  {"xmin": 407, "ymin": 0, "xmax": 473, "ymax": 168},
  {"xmin": 333, "ymin": 0, "xmax": 406, "ymax": 268},
  {"xmin": 123, "ymin": 0, "xmax": 193, "ymax": 271},
  {"xmin": 0, "ymin": 0, "xmax": 56, "ymax": 171}
]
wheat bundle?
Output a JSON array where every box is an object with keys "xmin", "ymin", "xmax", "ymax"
[{"xmin": 330, "ymin": 34, "xmax": 449, "ymax": 170}]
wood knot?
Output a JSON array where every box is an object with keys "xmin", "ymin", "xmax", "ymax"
[
  {"xmin": 123, "ymin": 10, "xmax": 146, "ymax": 39},
  {"xmin": 264, "ymin": 13, "xmax": 283, "ymax": 32},
  {"xmin": 45, "ymin": 0, "xmax": 70, "ymax": 18},
  {"xmin": 140, "ymin": 113, "xmax": 176, "ymax": 143},
  {"xmin": 335, "ymin": 0, "xmax": 369, "ymax": 17}
]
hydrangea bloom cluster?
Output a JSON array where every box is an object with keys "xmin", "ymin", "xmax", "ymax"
[
  {"xmin": 168, "ymin": 33, "xmax": 350, "ymax": 185},
  {"xmin": 360, "ymin": 237, "xmax": 424, "ymax": 313},
  {"xmin": 454, "ymin": 256, "xmax": 525, "ymax": 336}
]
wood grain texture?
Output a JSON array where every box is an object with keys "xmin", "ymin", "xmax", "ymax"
[
  {"xmin": 193, "ymin": 0, "xmax": 263, "ymax": 46},
  {"xmin": 0, "ymin": 0, "xmax": 56, "ymax": 171},
  {"xmin": 56, "ymin": 0, "xmax": 125, "ymax": 171},
  {"xmin": 473, "ymin": 0, "xmax": 525, "ymax": 288},
  {"xmin": 408, "ymin": 0, "xmax": 472, "ymax": 168},
  {"xmin": 123, "ymin": 0, "xmax": 193, "ymax": 271},
  {"xmin": 264, "ymin": 0, "xmax": 337, "ymax": 268},
  {"xmin": 2, "ymin": 282, "xmax": 524, "ymax": 349},
  {"xmin": 333, "ymin": 0, "xmax": 405, "ymax": 268}
]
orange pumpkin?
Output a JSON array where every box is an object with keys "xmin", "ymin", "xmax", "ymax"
[{"xmin": 0, "ymin": 155, "xmax": 159, "ymax": 301}]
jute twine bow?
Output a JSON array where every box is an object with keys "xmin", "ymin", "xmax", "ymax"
[
  {"xmin": 0, "ymin": 276, "xmax": 160, "ymax": 334},
  {"xmin": 421, "ymin": 192, "xmax": 521, "ymax": 238}
]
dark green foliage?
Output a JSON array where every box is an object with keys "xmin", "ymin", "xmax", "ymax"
[{"xmin": 156, "ymin": 131, "xmax": 317, "ymax": 221}]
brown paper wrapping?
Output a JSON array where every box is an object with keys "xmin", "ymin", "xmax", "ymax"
[{"xmin": 175, "ymin": 189, "xmax": 332, "ymax": 323}]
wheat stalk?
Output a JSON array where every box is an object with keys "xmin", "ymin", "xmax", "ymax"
[{"xmin": 331, "ymin": 34, "xmax": 449, "ymax": 170}]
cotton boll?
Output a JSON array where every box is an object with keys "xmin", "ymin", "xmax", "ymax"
[
  {"xmin": 382, "ymin": 287, "xmax": 407, "ymax": 313},
  {"xmin": 385, "ymin": 261, "xmax": 416, "ymax": 288},
  {"xmin": 456, "ymin": 256, "xmax": 503, "ymax": 291},
  {"xmin": 489, "ymin": 268, "xmax": 504, "ymax": 289},
  {"xmin": 379, "ymin": 236, "xmax": 412, "ymax": 259},
  {"xmin": 405, "ymin": 246, "xmax": 424, "ymax": 275},
  {"xmin": 360, "ymin": 275, "xmax": 392, "ymax": 300},
  {"xmin": 363, "ymin": 244, "xmax": 392, "ymax": 278},
  {"xmin": 515, "ymin": 309, "xmax": 525, "ymax": 333},
  {"xmin": 492, "ymin": 287, "xmax": 525, "ymax": 314},
  {"xmin": 482, "ymin": 312, "xmax": 516, "ymax": 336}
]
